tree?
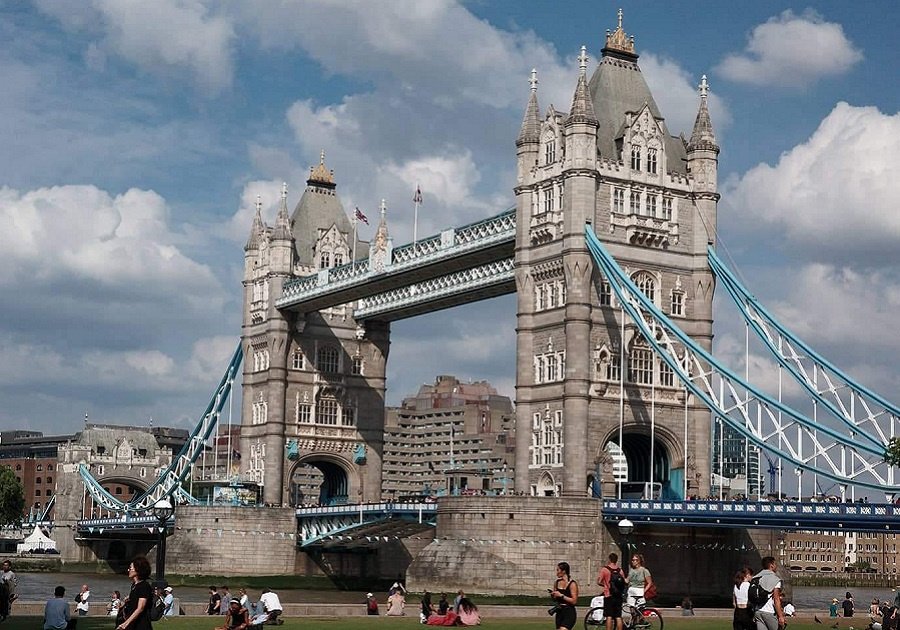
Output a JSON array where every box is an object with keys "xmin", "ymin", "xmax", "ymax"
[
  {"xmin": 884, "ymin": 437, "xmax": 900, "ymax": 466},
  {"xmin": 0, "ymin": 467, "xmax": 25, "ymax": 526}
]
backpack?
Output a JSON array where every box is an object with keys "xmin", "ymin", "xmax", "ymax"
[
  {"xmin": 148, "ymin": 593, "xmax": 166, "ymax": 622},
  {"xmin": 747, "ymin": 576, "xmax": 771, "ymax": 609},
  {"xmin": 608, "ymin": 567, "xmax": 627, "ymax": 598}
]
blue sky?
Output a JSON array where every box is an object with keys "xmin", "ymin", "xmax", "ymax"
[{"xmin": 1, "ymin": 1, "xmax": 898, "ymax": 443}]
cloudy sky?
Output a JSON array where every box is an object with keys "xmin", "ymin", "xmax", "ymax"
[{"xmin": 1, "ymin": 1, "xmax": 898, "ymax": 442}]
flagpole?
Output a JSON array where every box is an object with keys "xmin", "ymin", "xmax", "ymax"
[
  {"xmin": 352, "ymin": 212, "xmax": 358, "ymax": 262},
  {"xmin": 413, "ymin": 182, "xmax": 420, "ymax": 246}
]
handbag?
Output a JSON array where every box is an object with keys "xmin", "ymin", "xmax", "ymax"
[{"xmin": 644, "ymin": 583, "xmax": 657, "ymax": 601}]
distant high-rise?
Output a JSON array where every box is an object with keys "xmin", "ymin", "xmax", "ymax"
[{"xmin": 711, "ymin": 422, "xmax": 761, "ymax": 497}]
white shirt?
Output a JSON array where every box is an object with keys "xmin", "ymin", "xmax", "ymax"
[
  {"xmin": 784, "ymin": 603, "xmax": 795, "ymax": 617},
  {"xmin": 259, "ymin": 592, "xmax": 282, "ymax": 612},
  {"xmin": 76, "ymin": 590, "xmax": 90, "ymax": 612},
  {"xmin": 759, "ymin": 580, "xmax": 781, "ymax": 614},
  {"xmin": 734, "ymin": 582, "xmax": 749, "ymax": 606}
]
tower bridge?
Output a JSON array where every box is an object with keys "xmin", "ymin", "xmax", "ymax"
[{"xmin": 54, "ymin": 10, "xmax": 900, "ymax": 596}]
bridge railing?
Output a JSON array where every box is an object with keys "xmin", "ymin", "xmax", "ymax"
[{"xmin": 76, "ymin": 514, "xmax": 175, "ymax": 533}]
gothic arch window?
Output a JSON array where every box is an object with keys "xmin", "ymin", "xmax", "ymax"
[
  {"xmin": 316, "ymin": 396, "xmax": 339, "ymax": 425},
  {"xmin": 613, "ymin": 187, "xmax": 625, "ymax": 213},
  {"xmin": 630, "ymin": 145, "xmax": 642, "ymax": 171},
  {"xmin": 629, "ymin": 189, "xmax": 641, "ymax": 215},
  {"xmin": 670, "ymin": 289, "xmax": 685, "ymax": 317},
  {"xmin": 543, "ymin": 128, "xmax": 557, "ymax": 165},
  {"xmin": 662, "ymin": 197, "xmax": 674, "ymax": 221},
  {"xmin": 599, "ymin": 278, "xmax": 612, "ymax": 306},
  {"xmin": 291, "ymin": 349, "xmax": 305, "ymax": 370},
  {"xmin": 319, "ymin": 251, "xmax": 331, "ymax": 269},
  {"xmin": 351, "ymin": 355, "xmax": 363, "ymax": 376},
  {"xmin": 316, "ymin": 344, "xmax": 340, "ymax": 374},
  {"xmin": 647, "ymin": 147, "xmax": 658, "ymax": 174},
  {"xmin": 647, "ymin": 194, "xmax": 658, "ymax": 218},
  {"xmin": 628, "ymin": 338, "xmax": 654, "ymax": 385},
  {"xmin": 633, "ymin": 271, "xmax": 656, "ymax": 303}
]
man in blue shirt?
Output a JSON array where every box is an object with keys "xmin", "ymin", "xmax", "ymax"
[{"xmin": 44, "ymin": 586, "xmax": 77, "ymax": 630}]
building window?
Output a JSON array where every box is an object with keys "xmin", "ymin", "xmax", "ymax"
[
  {"xmin": 252, "ymin": 395, "xmax": 268, "ymax": 425},
  {"xmin": 543, "ymin": 188, "xmax": 553, "ymax": 214},
  {"xmin": 291, "ymin": 350, "xmax": 305, "ymax": 370},
  {"xmin": 671, "ymin": 291, "xmax": 684, "ymax": 316},
  {"xmin": 37, "ymin": 464, "xmax": 43, "ymax": 472},
  {"xmin": 297, "ymin": 401, "xmax": 312, "ymax": 424},
  {"xmin": 631, "ymin": 146, "xmax": 641, "ymax": 171},
  {"xmin": 647, "ymin": 195, "xmax": 658, "ymax": 217},
  {"xmin": 316, "ymin": 345, "xmax": 340, "ymax": 374},
  {"xmin": 115, "ymin": 487, "xmax": 122, "ymax": 495},
  {"xmin": 558, "ymin": 183, "xmax": 564, "ymax": 210},
  {"xmin": 534, "ymin": 350, "xmax": 565, "ymax": 384},
  {"xmin": 634, "ymin": 272, "xmax": 656, "ymax": 303},
  {"xmin": 351, "ymin": 356, "xmax": 363, "ymax": 376},
  {"xmin": 530, "ymin": 409, "xmax": 563, "ymax": 468},
  {"xmin": 630, "ymin": 190, "xmax": 640, "ymax": 215},
  {"xmin": 535, "ymin": 284, "xmax": 545, "ymax": 311},
  {"xmin": 97, "ymin": 465, "xmax": 104, "ymax": 476},
  {"xmin": 606, "ymin": 354, "xmax": 622, "ymax": 381},
  {"xmin": 613, "ymin": 188, "xmax": 625, "ymax": 213},
  {"xmin": 629, "ymin": 345, "xmax": 654, "ymax": 385},
  {"xmin": 46, "ymin": 476, "xmax": 52, "ymax": 484},
  {"xmin": 316, "ymin": 398, "xmax": 339, "ymax": 425},
  {"xmin": 47, "ymin": 464, "xmax": 53, "ymax": 471},
  {"xmin": 659, "ymin": 360, "xmax": 675, "ymax": 387},
  {"xmin": 342, "ymin": 405, "xmax": 357, "ymax": 427},
  {"xmin": 320, "ymin": 252, "xmax": 331, "ymax": 268},
  {"xmin": 662, "ymin": 197, "xmax": 673, "ymax": 221},
  {"xmin": 545, "ymin": 140, "xmax": 556, "ymax": 165},
  {"xmin": 35, "ymin": 489, "xmax": 41, "ymax": 496},
  {"xmin": 647, "ymin": 148, "xmax": 658, "ymax": 174},
  {"xmin": 253, "ymin": 349, "xmax": 270, "ymax": 372},
  {"xmin": 333, "ymin": 252, "xmax": 343, "ymax": 267}
]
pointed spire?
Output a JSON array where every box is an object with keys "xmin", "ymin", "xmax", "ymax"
[
  {"xmin": 567, "ymin": 46, "xmax": 597, "ymax": 125},
  {"xmin": 688, "ymin": 75, "xmax": 718, "ymax": 153},
  {"xmin": 517, "ymin": 68, "xmax": 541, "ymax": 146},
  {"xmin": 602, "ymin": 8, "xmax": 637, "ymax": 60},
  {"xmin": 272, "ymin": 182, "xmax": 292, "ymax": 240},
  {"xmin": 244, "ymin": 194, "xmax": 264, "ymax": 251}
]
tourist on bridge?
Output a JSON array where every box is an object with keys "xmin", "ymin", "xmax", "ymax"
[
  {"xmin": 116, "ymin": 556, "xmax": 153, "ymax": 630},
  {"xmin": 107, "ymin": 591, "xmax": 123, "ymax": 618},
  {"xmin": 597, "ymin": 552, "xmax": 625, "ymax": 630},
  {"xmin": 214, "ymin": 598, "xmax": 249, "ymax": 630},
  {"xmin": 626, "ymin": 554, "xmax": 653, "ymax": 607},
  {"xmin": 258, "ymin": 589, "xmax": 283, "ymax": 625},
  {"xmin": 0, "ymin": 559, "xmax": 17, "ymax": 620},
  {"xmin": 75, "ymin": 584, "xmax": 90, "ymax": 616},
  {"xmin": 732, "ymin": 567, "xmax": 753, "ymax": 630},
  {"xmin": 44, "ymin": 586, "xmax": 77, "ymax": 630},
  {"xmin": 751, "ymin": 556, "xmax": 786, "ymax": 630},
  {"xmin": 550, "ymin": 561, "xmax": 579, "ymax": 630},
  {"xmin": 207, "ymin": 587, "xmax": 222, "ymax": 616}
]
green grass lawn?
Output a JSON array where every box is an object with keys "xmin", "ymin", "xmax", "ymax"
[{"xmin": 0, "ymin": 616, "xmax": 837, "ymax": 630}]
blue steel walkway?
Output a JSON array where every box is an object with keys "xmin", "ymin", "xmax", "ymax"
[{"xmin": 602, "ymin": 499, "xmax": 900, "ymax": 532}]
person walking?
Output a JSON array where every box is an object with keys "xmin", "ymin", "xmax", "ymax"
[
  {"xmin": 207, "ymin": 587, "xmax": 221, "ymax": 616},
  {"xmin": 732, "ymin": 568, "xmax": 753, "ymax": 630},
  {"xmin": 597, "ymin": 552, "xmax": 625, "ymax": 630},
  {"xmin": 626, "ymin": 554, "xmax": 653, "ymax": 608},
  {"xmin": 0, "ymin": 559, "xmax": 18, "ymax": 620},
  {"xmin": 842, "ymin": 592, "xmax": 854, "ymax": 617},
  {"xmin": 219, "ymin": 587, "xmax": 231, "ymax": 615},
  {"xmin": 550, "ymin": 561, "xmax": 578, "ymax": 630},
  {"xmin": 116, "ymin": 556, "xmax": 153, "ymax": 630},
  {"xmin": 751, "ymin": 556, "xmax": 786, "ymax": 630}
]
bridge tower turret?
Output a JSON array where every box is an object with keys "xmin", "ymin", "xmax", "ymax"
[{"xmin": 240, "ymin": 154, "xmax": 387, "ymax": 507}]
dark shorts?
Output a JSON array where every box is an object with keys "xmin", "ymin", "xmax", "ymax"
[
  {"xmin": 605, "ymin": 596, "xmax": 623, "ymax": 618},
  {"xmin": 555, "ymin": 605, "xmax": 577, "ymax": 629}
]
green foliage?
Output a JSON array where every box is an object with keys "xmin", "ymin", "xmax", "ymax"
[
  {"xmin": 885, "ymin": 437, "xmax": 900, "ymax": 466},
  {"xmin": 0, "ymin": 466, "xmax": 25, "ymax": 526}
]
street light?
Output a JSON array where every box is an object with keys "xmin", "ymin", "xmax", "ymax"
[
  {"xmin": 152, "ymin": 498, "xmax": 174, "ymax": 586},
  {"xmin": 617, "ymin": 518, "xmax": 634, "ymax": 564}
]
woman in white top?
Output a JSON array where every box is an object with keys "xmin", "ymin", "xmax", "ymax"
[
  {"xmin": 107, "ymin": 591, "xmax": 122, "ymax": 618},
  {"xmin": 76, "ymin": 585, "xmax": 90, "ymax": 616},
  {"xmin": 732, "ymin": 568, "xmax": 753, "ymax": 630}
]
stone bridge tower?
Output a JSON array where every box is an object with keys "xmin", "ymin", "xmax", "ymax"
[
  {"xmin": 513, "ymin": 13, "xmax": 718, "ymax": 500},
  {"xmin": 240, "ymin": 155, "xmax": 387, "ymax": 506}
]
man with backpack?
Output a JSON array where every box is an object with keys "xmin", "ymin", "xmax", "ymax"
[
  {"xmin": 598, "ymin": 553, "xmax": 626, "ymax": 630},
  {"xmin": 750, "ymin": 556, "xmax": 786, "ymax": 630}
]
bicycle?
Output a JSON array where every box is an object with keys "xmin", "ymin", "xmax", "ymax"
[{"xmin": 584, "ymin": 599, "xmax": 663, "ymax": 630}]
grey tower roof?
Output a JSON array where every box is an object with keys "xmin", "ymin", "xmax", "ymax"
[
  {"xmin": 244, "ymin": 196, "xmax": 265, "ymax": 251},
  {"xmin": 517, "ymin": 69, "xmax": 541, "ymax": 146},
  {"xmin": 290, "ymin": 152, "xmax": 353, "ymax": 265},
  {"xmin": 588, "ymin": 14, "xmax": 687, "ymax": 172},
  {"xmin": 688, "ymin": 75, "xmax": 718, "ymax": 153},
  {"xmin": 272, "ymin": 182, "xmax": 292, "ymax": 241}
]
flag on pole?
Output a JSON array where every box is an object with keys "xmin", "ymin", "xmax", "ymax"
[
  {"xmin": 355, "ymin": 207, "xmax": 369, "ymax": 224},
  {"xmin": 413, "ymin": 185, "xmax": 423, "ymax": 204}
]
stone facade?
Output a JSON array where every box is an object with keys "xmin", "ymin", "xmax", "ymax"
[
  {"xmin": 513, "ymin": 15, "xmax": 717, "ymax": 500},
  {"xmin": 240, "ymin": 167, "xmax": 386, "ymax": 507}
]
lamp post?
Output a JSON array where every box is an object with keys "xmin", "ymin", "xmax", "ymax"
[
  {"xmin": 617, "ymin": 518, "xmax": 634, "ymax": 566},
  {"xmin": 152, "ymin": 498, "xmax": 174, "ymax": 587}
]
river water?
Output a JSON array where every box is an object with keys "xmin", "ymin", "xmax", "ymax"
[{"xmin": 12, "ymin": 572, "xmax": 368, "ymax": 605}]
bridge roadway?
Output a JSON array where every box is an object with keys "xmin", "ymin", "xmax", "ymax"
[
  {"xmin": 602, "ymin": 498, "xmax": 900, "ymax": 532},
  {"xmin": 275, "ymin": 208, "xmax": 515, "ymax": 320},
  {"xmin": 75, "ymin": 514, "xmax": 176, "ymax": 538}
]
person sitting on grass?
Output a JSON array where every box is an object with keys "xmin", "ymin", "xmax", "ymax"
[
  {"xmin": 45, "ymin": 586, "xmax": 77, "ymax": 630},
  {"xmin": 258, "ymin": 589, "xmax": 283, "ymax": 626},
  {"xmin": 457, "ymin": 598, "xmax": 481, "ymax": 626},
  {"xmin": 215, "ymin": 598, "xmax": 249, "ymax": 630}
]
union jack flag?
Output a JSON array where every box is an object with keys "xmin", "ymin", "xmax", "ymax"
[
  {"xmin": 355, "ymin": 207, "xmax": 369, "ymax": 224},
  {"xmin": 413, "ymin": 186, "xmax": 423, "ymax": 204}
]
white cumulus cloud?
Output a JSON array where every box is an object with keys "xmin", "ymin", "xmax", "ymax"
[{"xmin": 716, "ymin": 9, "xmax": 862, "ymax": 87}]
